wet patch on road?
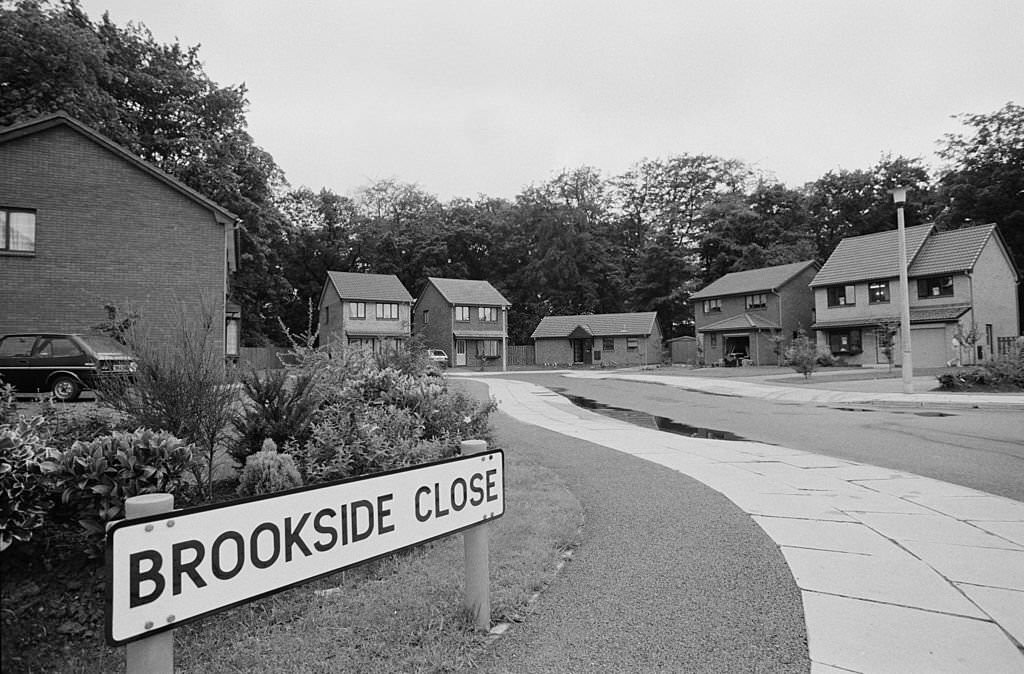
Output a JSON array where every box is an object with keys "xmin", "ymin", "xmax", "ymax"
[
  {"xmin": 550, "ymin": 388, "xmax": 748, "ymax": 441},
  {"xmin": 823, "ymin": 406, "xmax": 957, "ymax": 418}
]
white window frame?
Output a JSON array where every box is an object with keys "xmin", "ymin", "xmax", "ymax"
[
  {"xmin": 375, "ymin": 302, "xmax": 399, "ymax": 320},
  {"xmin": 455, "ymin": 306, "xmax": 471, "ymax": 322},
  {"xmin": 349, "ymin": 302, "xmax": 366, "ymax": 319}
]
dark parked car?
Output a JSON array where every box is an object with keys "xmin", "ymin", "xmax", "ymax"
[{"xmin": 0, "ymin": 333, "xmax": 136, "ymax": 402}]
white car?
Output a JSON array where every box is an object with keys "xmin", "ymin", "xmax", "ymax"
[{"xmin": 427, "ymin": 349, "xmax": 448, "ymax": 366}]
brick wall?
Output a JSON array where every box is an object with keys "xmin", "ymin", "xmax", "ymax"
[{"xmin": 0, "ymin": 125, "xmax": 227, "ymax": 354}]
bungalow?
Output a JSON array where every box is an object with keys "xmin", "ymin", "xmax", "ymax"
[
  {"xmin": 413, "ymin": 278, "xmax": 511, "ymax": 368},
  {"xmin": 690, "ymin": 260, "xmax": 819, "ymax": 366},
  {"xmin": 0, "ymin": 113, "xmax": 240, "ymax": 358},
  {"xmin": 531, "ymin": 312, "xmax": 662, "ymax": 367},
  {"xmin": 810, "ymin": 223, "xmax": 1020, "ymax": 367},
  {"xmin": 318, "ymin": 271, "xmax": 413, "ymax": 352}
]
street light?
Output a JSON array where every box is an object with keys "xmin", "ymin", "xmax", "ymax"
[{"xmin": 891, "ymin": 187, "xmax": 914, "ymax": 393}]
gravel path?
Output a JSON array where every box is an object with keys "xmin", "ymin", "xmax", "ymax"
[{"xmin": 461, "ymin": 380, "xmax": 809, "ymax": 673}]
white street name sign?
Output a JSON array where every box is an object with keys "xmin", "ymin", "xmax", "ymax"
[{"xmin": 106, "ymin": 450, "xmax": 504, "ymax": 644}]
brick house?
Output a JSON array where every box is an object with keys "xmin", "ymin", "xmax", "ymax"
[
  {"xmin": 690, "ymin": 260, "xmax": 819, "ymax": 366},
  {"xmin": 531, "ymin": 312, "xmax": 662, "ymax": 367},
  {"xmin": 810, "ymin": 223, "xmax": 1020, "ymax": 367},
  {"xmin": 413, "ymin": 278, "xmax": 510, "ymax": 369},
  {"xmin": 317, "ymin": 271, "xmax": 413, "ymax": 351},
  {"xmin": 0, "ymin": 113, "xmax": 240, "ymax": 356}
]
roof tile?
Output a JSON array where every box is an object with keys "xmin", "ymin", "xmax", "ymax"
[
  {"xmin": 531, "ymin": 312, "xmax": 658, "ymax": 339},
  {"xmin": 690, "ymin": 260, "xmax": 818, "ymax": 300},
  {"xmin": 326, "ymin": 272, "xmax": 413, "ymax": 303}
]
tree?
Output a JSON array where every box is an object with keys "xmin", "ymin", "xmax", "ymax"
[
  {"xmin": 936, "ymin": 102, "xmax": 1024, "ymax": 270},
  {"xmin": 803, "ymin": 155, "xmax": 934, "ymax": 261},
  {"xmin": 1, "ymin": 0, "xmax": 293, "ymax": 344}
]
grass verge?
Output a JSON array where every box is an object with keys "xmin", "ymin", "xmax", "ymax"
[{"xmin": 2, "ymin": 446, "xmax": 582, "ymax": 673}]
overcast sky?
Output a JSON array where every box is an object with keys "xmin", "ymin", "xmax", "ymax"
[{"xmin": 79, "ymin": 0, "xmax": 1023, "ymax": 201}]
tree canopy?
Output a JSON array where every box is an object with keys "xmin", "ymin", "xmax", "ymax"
[{"xmin": 4, "ymin": 1, "xmax": 1021, "ymax": 343}]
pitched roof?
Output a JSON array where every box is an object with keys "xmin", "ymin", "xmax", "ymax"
[
  {"xmin": 0, "ymin": 112, "xmax": 237, "ymax": 224},
  {"xmin": 531, "ymin": 312, "xmax": 659, "ymax": 339},
  {"xmin": 810, "ymin": 224, "xmax": 934, "ymax": 287},
  {"xmin": 690, "ymin": 260, "xmax": 819, "ymax": 300},
  {"xmin": 699, "ymin": 313, "xmax": 781, "ymax": 332},
  {"xmin": 325, "ymin": 272, "xmax": 413, "ymax": 303},
  {"xmin": 425, "ymin": 278, "xmax": 511, "ymax": 306},
  {"xmin": 908, "ymin": 224, "xmax": 999, "ymax": 277}
]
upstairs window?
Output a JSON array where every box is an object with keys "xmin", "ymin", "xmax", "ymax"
[
  {"xmin": 602, "ymin": 337, "xmax": 615, "ymax": 351},
  {"xmin": 827, "ymin": 285, "xmax": 856, "ymax": 307},
  {"xmin": 917, "ymin": 275, "xmax": 954, "ymax": 298},
  {"xmin": 349, "ymin": 302, "xmax": 366, "ymax": 319},
  {"xmin": 703, "ymin": 299, "xmax": 722, "ymax": 314},
  {"xmin": 745, "ymin": 293, "xmax": 767, "ymax": 310},
  {"xmin": 478, "ymin": 307, "xmax": 497, "ymax": 322},
  {"xmin": 2, "ymin": 209, "xmax": 35, "ymax": 253},
  {"xmin": 868, "ymin": 280, "xmax": 890, "ymax": 304},
  {"xmin": 455, "ymin": 306, "xmax": 471, "ymax": 322},
  {"xmin": 375, "ymin": 303, "xmax": 399, "ymax": 320},
  {"xmin": 626, "ymin": 337, "xmax": 639, "ymax": 352}
]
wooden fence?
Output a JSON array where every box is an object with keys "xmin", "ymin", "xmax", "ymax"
[
  {"xmin": 507, "ymin": 345, "xmax": 535, "ymax": 366},
  {"xmin": 996, "ymin": 336, "xmax": 1023, "ymax": 360},
  {"xmin": 237, "ymin": 346, "xmax": 289, "ymax": 370}
]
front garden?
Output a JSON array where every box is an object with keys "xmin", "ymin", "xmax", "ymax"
[{"xmin": 0, "ymin": 324, "xmax": 581, "ymax": 671}]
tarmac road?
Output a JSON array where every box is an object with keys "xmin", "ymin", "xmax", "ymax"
[
  {"xmin": 459, "ymin": 380, "xmax": 810, "ymax": 673},
  {"xmin": 498, "ymin": 373, "xmax": 1024, "ymax": 502}
]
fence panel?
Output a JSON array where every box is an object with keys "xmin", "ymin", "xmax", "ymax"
[
  {"xmin": 507, "ymin": 345, "xmax": 535, "ymax": 367},
  {"xmin": 237, "ymin": 346, "xmax": 289, "ymax": 370},
  {"xmin": 996, "ymin": 336, "xmax": 1023, "ymax": 360}
]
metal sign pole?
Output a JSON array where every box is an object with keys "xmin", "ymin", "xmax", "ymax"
[
  {"xmin": 460, "ymin": 439, "xmax": 491, "ymax": 631},
  {"xmin": 124, "ymin": 494, "xmax": 174, "ymax": 674}
]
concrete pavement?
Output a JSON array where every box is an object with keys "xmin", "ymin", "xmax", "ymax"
[{"xmin": 471, "ymin": 376, "xmax": 1024, "ymax": 673}]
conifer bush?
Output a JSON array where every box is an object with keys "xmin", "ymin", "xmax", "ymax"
[{"xmin": 237, "ymin": 439, "xmax": 303, "ymax": 496}]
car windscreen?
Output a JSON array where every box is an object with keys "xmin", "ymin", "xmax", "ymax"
[{"xmin": 78, "ymin": 334, "xmax": 133, "ymax": 358}]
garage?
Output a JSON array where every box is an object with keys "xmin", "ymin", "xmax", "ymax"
[{"xmin": 909, "ymin": 325, "xmax": 949, "ymax": 368}]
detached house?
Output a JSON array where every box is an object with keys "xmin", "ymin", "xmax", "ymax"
[
  {"xmin": 0, "ymin": 113, "xmax": 240, "ymax": 357},
  {"xmin": 810, "ymin": 223, "xmax": 1020, "ymax": 367},
  {"xmin": 413, "ymin": 278, "xmax": 510, "ymax": 368},
  {"xmin": 691, "ymin": 260, "xmax": 819, "ymax": 366},
  {"xmin": 531, "ymin": 312, "xmax": 662, "ymax": 366},
  {"xmin": 318, "ymin": 271, "xmax": 413, "ymax": 352}
]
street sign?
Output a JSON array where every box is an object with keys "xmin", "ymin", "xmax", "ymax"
[{"xmin": 106, "ymin": 450, "xmax": 504, "ymax": 645}]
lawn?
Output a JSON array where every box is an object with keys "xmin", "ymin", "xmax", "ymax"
[{"xmin": 0, "ymin": 445, "xmax": 582, "ymax": 673}]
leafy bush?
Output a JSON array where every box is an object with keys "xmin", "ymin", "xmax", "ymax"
[
  {"xmin": 52, "ymin": 429, "xmax": 194, "ymax": 548},
  {"xmin": 229, "ymin": 368, "xmax": 319, "ymax": 465},
  {"xmin": 236, "ymin": 440, "xmax": 303, "ymax": 497},
  {"xmin": 283, "ymin": 345, "xmax": 496, "ymax": 483},
  {"xmin": 0, "ymin": 417, "xmax": 60, "ymax": 551},
  {"xmin": 937, "ymin": 355, "xmax": 1024, "ymax": 391},
  {"xmin": 784, "ymin": 331, "xmax": 824, "ymax": 378},
  {"xmin": 0, "ymin": 376, "xmax": 15, "ymax": 424},
  {"xmin": 38, "ymin": 406, "xmax": 130, "ymax": 451}
]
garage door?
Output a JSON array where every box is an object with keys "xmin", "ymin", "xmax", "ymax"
[{"xmin": 910, "ymin": 326, "xmax": 948, "ymax": 368}]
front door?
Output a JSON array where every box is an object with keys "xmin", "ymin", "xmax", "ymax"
[
  {"xmin": 455, "ymin": 339, "xmax": 467, "ymax": 366},
  {"xmin": 571, "ymin": 338, "xmax": 593, "ymax": 364}
]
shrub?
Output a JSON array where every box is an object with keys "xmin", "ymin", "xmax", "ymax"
[
  {"xmin": 236, "ymin": 439, "xmax": 303, "ymax": 497},
  {"xmin": 52, "ymin": 429, "xmax": 194, "ymax": 549},
  {"xmin": 0, "ymin": 376, "xmax": 15, "ymax": 424},
  {"xmin": 784, "ymin": 331, "xmax": 822, "ymax": 378},
  {"xmin": 96, "ymin": 301, "xmax": 239, "ymax": 499},
  {"xmin": 229, "ymin": 368, "xmax": 319, "ymax": 465},
  {"xmin": 0, "ymin": 416, "xmax": 60, "ymax": 551},
  {"xmin": 937, "ymin": 355, "xmax": 1024, "ymax": 391},
  {"xmin": 286, "ymin": 350, "xmax": 497, "ymax": 483},
  {"xmin": 38, "ymin": 406, "xmax": 130, "ymax": 451}
]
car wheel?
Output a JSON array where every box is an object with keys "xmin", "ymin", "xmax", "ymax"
[{"xmin": 51, "ymin": 376, "xmax": 81, "ymax": 402}]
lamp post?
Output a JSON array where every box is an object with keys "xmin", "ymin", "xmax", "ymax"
[{"xmin": 891, "ymin": 187, "xmax": 914, "ymax": 393}]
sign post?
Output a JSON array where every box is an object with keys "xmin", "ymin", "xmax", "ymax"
[
  {"xmin": 106, "ymin": 449, "xmax": 504, "ymax": 646},
  {"xmin": 124, "ymin": 494, "xmax": 174, "ymax": 674},
  {"xmin": 461, "ymin": 440, "xmax": 491, "ymax": 630}
]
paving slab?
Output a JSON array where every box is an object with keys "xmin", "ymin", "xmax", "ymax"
[
  {"xmin": 802, "ymin": 591, "xmax": 1023, "ymax": 673},
  {"xmin": 474, "ymin": 377, "xmax": 1024, "ymax": 672}
]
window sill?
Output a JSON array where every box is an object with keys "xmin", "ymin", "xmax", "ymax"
[
  {"xmin": 0, "ymin": 250, "xmax": 35, "ymax": 257},
  {"xmin": 826, "ymin": 304, "xmax": 856, "ymax": 308}
]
